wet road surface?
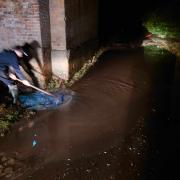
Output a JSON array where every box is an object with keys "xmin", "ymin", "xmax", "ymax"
[{"xmin": 0, "ymin": 47, "xmax": 180, "ymax": 179}]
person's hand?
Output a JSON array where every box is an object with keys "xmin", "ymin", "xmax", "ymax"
[
  {"xmin": 22, "ymin": 80, "xmax": 31, "ymax": 87},
  {"xmin": 9, "ymin": 73, "xmax": 17, "ymax": 80}
]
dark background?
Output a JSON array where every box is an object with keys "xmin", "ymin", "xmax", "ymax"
[{"xmin": 98, "ymin": 0, "xmax": 179, "ymax": 42}]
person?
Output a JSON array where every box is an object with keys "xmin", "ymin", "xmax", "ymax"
[
  {"xmin": 0, "ymin": 46, "xmax": 31, "ymax": 104},
  {"xmin": 20, "ymin": 42, "xmax": 42, "ymax": 87}
]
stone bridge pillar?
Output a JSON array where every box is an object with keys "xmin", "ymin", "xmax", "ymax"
[
  {"xmin": 49, "ymin": 0, "xmax": 69, "ymax": 80},
  {"xmin": 49, "ymin": 0, "xmax": 99, "ymax": 81}
]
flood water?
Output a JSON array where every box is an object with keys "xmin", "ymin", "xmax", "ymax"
[{"xmin": 0, "ymin": 47, "xmax": 180, "ymax": 179}]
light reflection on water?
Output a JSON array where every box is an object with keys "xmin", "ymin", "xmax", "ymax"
[{"xmin": 0, "ymin": 48, "xmax": 178, "ymax": 179}]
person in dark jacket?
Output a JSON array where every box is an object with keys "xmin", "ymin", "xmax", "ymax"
[{"xmin": 0, "ymin": 46, "xmax": 30, "ymax": 104}]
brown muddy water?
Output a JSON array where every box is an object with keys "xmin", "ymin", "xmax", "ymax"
[{"xmin": 0, "ymin": 48, "xmax": 180, "ymax": 180}]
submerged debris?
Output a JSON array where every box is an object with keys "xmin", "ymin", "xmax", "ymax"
[{"xmin": 19, "ymin": 90, "xmax": 73, "ymax": 111}]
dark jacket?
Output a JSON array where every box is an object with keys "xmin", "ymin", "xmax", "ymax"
[{"xmin": 0, "ymin": 50, "xmax": 26, "ymax": 81}]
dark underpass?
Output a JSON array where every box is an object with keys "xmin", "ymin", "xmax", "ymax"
[
  {"xmin": 0, "ymin": 47, "xmax": 180, "ymax": 179},
  {"xmin": 0, "ymin": 0, "xmax": 180, "ymax": 179}
]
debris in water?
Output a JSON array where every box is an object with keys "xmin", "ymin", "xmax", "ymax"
[
  {"xmin": 18, "ymin": 126, "xmax": 24, "ymax": 132},
  {"xmin": 32, "ymin": 134, "xmax": 37, "ymax": 147},
  {"xmin": 19, "ymin": 91, "xmax": 72, "ymax": 110},
  {"xmin": 107, "ymin": 163, "xmax": 111, "ymax": 167},
  {"xmin": 28, "ymin": 121, "xmax": 34, "ymax": 128},
  {"xmin": 86, "ymin": 169, "xmax": 91, "ymax": 173},
  {"xmin": 32, "ymin": 140, "xmax": 37, "ymax": 147}
]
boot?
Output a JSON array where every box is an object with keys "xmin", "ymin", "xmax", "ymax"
[{"xmin": 8, "ymin": 85, "xmax": 18, "ymax": 104}]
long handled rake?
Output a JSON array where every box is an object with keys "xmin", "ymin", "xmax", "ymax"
[{"xmin": 10, "ymin": 75, "xmax": 55, "ymax": 97}]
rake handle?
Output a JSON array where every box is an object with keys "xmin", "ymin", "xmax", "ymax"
[{"xmin": 14, "ymin": 78, "xmax": 55, "ymax": 97}]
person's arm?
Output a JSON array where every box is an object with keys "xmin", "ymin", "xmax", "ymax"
[
  {"xmin": 12, "ymin": 63, "xmax": 26, "ymax": 80},
  {"xmin": 9, "ymin": 54, "xmax": 26, "ymax": 80},
  {"xmin": 10, "ymin": 56, "xmax": 30, "ymax": 86},
  {"xmin": 9, "ymin": 72, "xmax": 31, "ymax": 86}
]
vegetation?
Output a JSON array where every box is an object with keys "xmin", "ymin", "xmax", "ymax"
[
  {"xmin": 67, "ymin": 48, "xmax": 106, "ymax": 87},
  {"xmin": 143, "ymin": 6, "xmax": 180, "ymax": 39},
  {"xmin": 144, "ymin": 46, "xmax": 173, "ymax": 58},
  {"xmin": 46, "ymin": 78, "xmax": 66, "ymax": 91},
  {"xmin": 0, "ymin": 103, "xmax": 35, "ymax": 137}
]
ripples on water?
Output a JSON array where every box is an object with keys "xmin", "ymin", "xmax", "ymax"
[{"xmin": 0, "ymin": 47, "xmax": 179, "ymax": 179}]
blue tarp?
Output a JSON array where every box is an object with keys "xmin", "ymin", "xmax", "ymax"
[{"xmin": 19, "ymin": 91, "xmax": 71, "ymax": 110}]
